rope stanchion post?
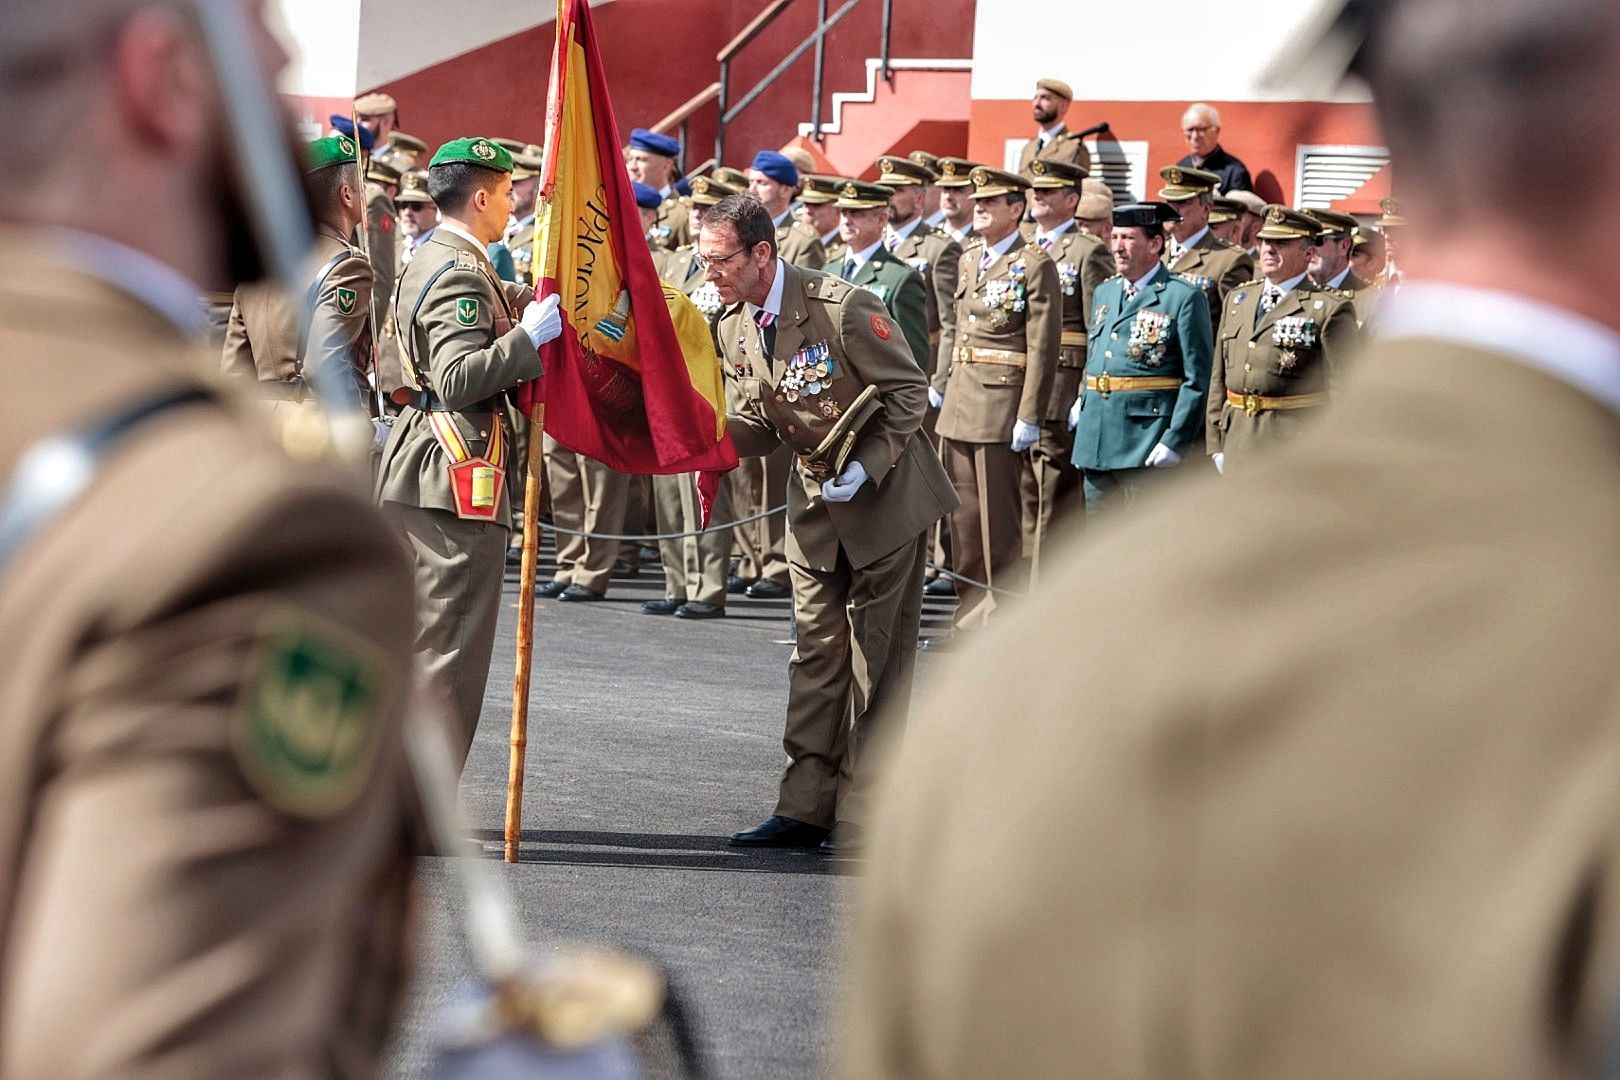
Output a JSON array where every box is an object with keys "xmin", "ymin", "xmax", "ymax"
[{"xmin": 504, "ymin": 405, "xmax": 546, "ymax": 863}]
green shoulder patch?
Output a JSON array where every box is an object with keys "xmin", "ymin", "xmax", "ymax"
[
  {"xmin": 234, "ymin": 613, "xmax": 393, "ymax": 820},
  {"xmin": 335, "ymin": 286, "xmax": 357, "ymax": 315},
  {"xmin": 456, "ymin": 296, "xmax": 480, "ymax": 326}
]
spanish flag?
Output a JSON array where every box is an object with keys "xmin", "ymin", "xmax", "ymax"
[{"xmin": 521, "ymin": 0, "xmax": 737, "ymax": 508}]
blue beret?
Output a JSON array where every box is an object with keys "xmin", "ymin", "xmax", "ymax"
[
  {"xmin": 328, "ymin": 114, "xmax": 375, "ymax": 152},
  {"xmin": 750, "ymin": 150, "xmax": 797, "ymax": 187},
  {"xmin": 631, "ymin": 182, "xmax": 663, "ymax": 209},
  {"xmin": 629, "ymin": 128, "xmax": 680, "ymax": 158},
  {"xmin": 674, "ymin": 176, "xmax": 693, "ymax": 198}
]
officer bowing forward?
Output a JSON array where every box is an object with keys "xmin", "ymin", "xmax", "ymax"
[{"xmin": 1069, "ymin": 203, "xmax": 1213, "ymax": 512}]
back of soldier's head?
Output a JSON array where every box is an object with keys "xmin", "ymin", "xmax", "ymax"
[{"xmin": 1360, "ymin": 0, "xmax": 1620, "ymax": 234}]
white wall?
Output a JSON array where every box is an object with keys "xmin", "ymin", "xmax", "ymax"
[{"xmin": 969, "ymin": 0, "xmax": 1369, "ymax": 103}]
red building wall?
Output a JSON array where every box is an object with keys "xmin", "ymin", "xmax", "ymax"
[{"xmin": 371, "ymin": 0, "xmax": 975, "ymax": 171}]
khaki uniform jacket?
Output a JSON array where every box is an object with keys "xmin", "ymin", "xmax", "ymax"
[
  {"xmin": 1031, "ymin": 222, "xmax": 1115, "ymax": 423},
  {"xmin": 820, "ymin": 231, "xmax": 848, "ymax": 266},
  {"xmin": 844, "ymin": 338, "xmax": 1620, "ymax": 1080},
  {"xmin": 778, "ymin": 217, "xmax": 826, "ymax": 271},
  {"xmin": 935, "ymin": 234, "xmax": 1062, "ymax": 443},
  {"xmin": 718, "ymin": 262, "xmax": 957, "ymax": 571},
  {"xmin": 378, "ymin": 228, "xmax": 437, "ymax": 399},
  {"xmin": 1168, "ymin": 228, "xmax": 1254, "ymax": 315},
  {"xmin": 844, "ymin": 245, "xmax": 932, "ymax": 373},
  {"xmin": 222, "ymin": 224, "xmax": 373, "ymax": 403},
  {"xmin": 1017, "ymin": 125, "xmax": 1092, "ymax": 175},
  {"xmin": 375, "ymin": 229, "xmax": 541, "ymax": 526},
  {"xmin": 365, "ymin": 182, "xmax": 397, "ymax": 337},
  {"xmin": 888, "ymin": 220, "xmax": 962, "ymax": 380},
  {"xmin": 1209, "ymin": 277, "xmax": 1359, "ymax": 457},
  {"xmin": 1332, "ymin": 270, "xmax": 1374, "ymax": 327},
  {"xmin": 0, "ymin": 232, "xmax": 416, "ymax": 1076},
  {"xmin": 650, "ymin": 196, "xmax": 691, "ymax": 253}
]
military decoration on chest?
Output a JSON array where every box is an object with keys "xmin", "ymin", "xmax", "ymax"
[
  {"xmin": 1271, "ymin": 316, "xmax": 1317, "ymax": 371},
  {"xmin": 776, "ymin": 342, "xmax": 840, "ymax": 417},
  {"xmin": 1128, "ymin": 311, "xmax": 1172, "ymax": 365},
  {"xmin": 1057, "ymin": 262, "xmax": 1079, "ymax": 297},
  {"xmin": 983, "ymin": 260, "xmax": 1028, "ymax": 331},
  {"xmin": 691, "ymin": 280, "xmax": 724, "ymax": 317}
]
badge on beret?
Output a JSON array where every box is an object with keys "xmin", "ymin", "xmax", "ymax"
[
  {"xmin": 871, "ymin": 314, "xmax": 892, "ymax": 340},
  {"xmin": 472, "ymin": 139, "xmax": 497, "ymax": 161},
  {"xmin": 233, "ymin": 612, "xmax": 391, "ymax": 820},
  {"xmin": 335, "ymin": 287, "xmax": 357, "ymax": 315},
  {"xmin": 338, "ymin": 136, "xmax": 355, "ymax": 156},
  {"xmin": 457, "ymin": 297, "xmax": 480, "ymax": 326}
]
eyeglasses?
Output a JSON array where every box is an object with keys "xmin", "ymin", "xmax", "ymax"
[
  {"xmin": 694, "ymin": 246, "xmax": 749, "ymax": 271},
  {"xmin": 1182, "ymin": 125, "xmax": 1214, "ymax": 135}
]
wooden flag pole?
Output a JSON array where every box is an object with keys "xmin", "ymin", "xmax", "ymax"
[{"xmin": 505, "ymin": 404, "xmax": 546, "ymax": 863}]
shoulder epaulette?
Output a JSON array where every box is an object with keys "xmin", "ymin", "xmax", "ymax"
[
  {"xmin": 1237, "ymin": 278, "xmax": 1263, "ymax": 288},
  {"xmin": 454, "ymin": 250, "xmax": 479, "ymax": 271},
  {"xmin": 804, "ymin": 273, "xmax": 854, "ymax": 302},
  {"xmin": 1103, "ymin": 272, "xmax": 1123, "ymax": 282}
]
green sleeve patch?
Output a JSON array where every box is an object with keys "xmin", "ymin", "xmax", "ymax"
[
  {"xmin": 233, "ymin": 612, "xmax": 394, "ymax": 820},
  {"xmin": 456, "ymin": 297, "xmax": 480, "ymax": 326},
  {"xmin": 335, "ymin": 286, "xmax": 358, "ymax": 315}
]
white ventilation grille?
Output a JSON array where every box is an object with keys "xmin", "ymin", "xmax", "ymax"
[{"xmin": 1294, "ymin": 145, "xmax": 1390, "ymax": 208}]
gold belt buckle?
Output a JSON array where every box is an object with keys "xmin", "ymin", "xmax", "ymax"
[
  {"xmin": 1243, "ymin": 393, "xmax": 1261, "ymax": 416},
  {"xmin": 1096, "ymin": 373, "xmax": 1112, "ymax": 397}
]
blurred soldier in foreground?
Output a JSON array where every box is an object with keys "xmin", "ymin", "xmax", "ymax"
[
  {"xmin": 843, "ymin": 0, "xmax": 1620, "ymax": 1075},
  {"xmin": 0, "ymin": 0, "xmax": 418, "ymax": 1072}
]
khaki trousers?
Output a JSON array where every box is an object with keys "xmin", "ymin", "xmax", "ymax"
[
  {"xmin": 545, "ymin": 437, "xmax": 629, "ymax": 593},
  {"xmin": 387, "ymin": 502, "xmax": 508, "ymax": 771},
  {"xmin": 1018, "ymin": 422, "xmax": 1083, "ymax": 559},
  {"xmin": 941, "ymin": 438, "xmax": 1024, "ymax": 627},
  {"xmin": 732, "ymin": 445, "xmax": 791, "ymax": 585},
  {"xmin": 774, "ymin": 536, "xmax": 928, "ymax": 829},
  {"xmin": 652, "ymin": 472, "xmax": 731, "ymax": 606}
]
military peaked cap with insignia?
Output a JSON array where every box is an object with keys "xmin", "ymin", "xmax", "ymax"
[
  {"xmin": 935, "ymin": 157, "xmax": 984, "ymax": 189},
  {"xmin": 396, "ymin": 170, "xmax": 433, "ymax": 205},
  {"xmin": 353, "ymin": 91, "xmax": 396, "ymax": 118},
  {"xmin": 907, "ymin": 150, "xmax": 942, "ymax": 179},
  {"xmin": 305, "ymin": 135, "xmax": 358, "ymax": 174},
  {"xmin": 799, "ymin": 175, "xmax": 846, "ymax": 205},
  {"xmin": 969, "ymin": 167, "xmax": 1030, "ymax": 199},
  {"xmin": 1113, "ymin": 202, "xmax": 1181, "ymax": 228},
  {"xmin": 688, "ymin": 175, "xmax": 739, "ymax": 207},
  {"xmin": 1257, "ymin": 205, "xmax": 1324, "ymax": 240},
  {"xmin": 1210, "ymin": 196, "xmax": 1243, "ymax": 224},
  {"xmin": 430, "ymin": 137, "xmax": 514, "ymax": 173},
  {"xmin": 712, "ymin": 166, "xmax": 750, "ymax": 189},
  {"xmin": 1377, "ymin": 196, "xmax": 1406, "ymax": 227},
  {"xmin": 1027, "ymin": 158, "xmax": 1088, "ymax": 188},
  {"xmin": 876, "ymin": 156, "xmax": 933, "ymax": 187},
  {"xmin": 1304, "ymin": 206, "xmax": 1359, "ymax": 235},
  {"xmin": 835, "ymin": 179, "xmax": 896, "ymax": 210},
  {"xmin": 389, "ymin": 131, "xmax": 427, "ymax": 154},
  {"xmin": 512, "ymin": 143, "xmax": 544, "ymax": 180},
  {"xmin": 1158, "ymin": 165, "xmax": 1222, "ymax": 201},
  {"xmin": 366, "ymin": 157, "xmax": 401, "ymax": 185}
]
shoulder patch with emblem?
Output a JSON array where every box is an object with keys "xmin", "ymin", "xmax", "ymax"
[
  {"xmin": 871, "ymin": 314, "xmax": 892, "ymax": 339},
  {"xmin": 233, "ymin": 612, "xmax": 393, "ymax": 820},
  {"xmin": 380, "ymin": 215, "xmax": 394, "ymax": 233},
  {"xmin": 335, "ymin": 286, "xmax": 357, "ymax": 315},
  {"xmin": 456, "ymin": 297, "xmax": 480, "ymax": 326}
]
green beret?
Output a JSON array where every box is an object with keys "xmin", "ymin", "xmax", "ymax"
[
  {"xmin": 305, "ymin": 135, "xmax": 358, "ymax": 174},
  {"xmin": 429, "ymin": 137, "xmax": 514, "ymax": 173}
]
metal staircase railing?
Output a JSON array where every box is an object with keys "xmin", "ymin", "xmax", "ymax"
[{"xmin": 650, "ymin": 0, "xmax": 895, "ymax": 167}]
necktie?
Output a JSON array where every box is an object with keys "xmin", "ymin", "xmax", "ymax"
[
  {"xmin": 885, "ymin": 233, "xmax": 899, "ymax": 252},
  {"xmin": 1038, "ymin": 235, "xmax": 1053, "ymax": 251},
  {"xmin": 842, "ymin": 256, "xmax": 857, "ymax": 281},
  {"xmin": 1259, "ymin": 286, "xmax": 1282, "ymax": 314},
  {"xmin": 979, "ymin": 250, "xmax": 994, "ymax": 273},
  {"xmin": 1124, "ymin": 282, "xmax": 1138, "ymax": 301},
  {"xmin": 755, "ymin": 309, "xmax": 776, "ymax": 356}
]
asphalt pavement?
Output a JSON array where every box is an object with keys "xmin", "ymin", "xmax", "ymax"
[{"xmin": 382, "ymin": 540, "xmax": 957, "ymax": 1079}]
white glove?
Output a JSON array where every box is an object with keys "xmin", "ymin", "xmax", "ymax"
[
  {"xmin": 1144, "ymin": 442, "xmax": 1182, "ymax": 468},
  {"xmin": 1066, "ymin": 396, "xmax": 1082, "ymax": 431},
  {"xmin": 520, "ymin": 294, "xmax": 564, "ymax": 348},
  {"xmin": 820, "ymin": 460, "xmax": 868, "ymax": 503},
  {"xmin": 1010, "ymin": 419, "xmax": 1040, "ymax": 454},
  {"xmin": 927, "ymin": 386, "xmax": 944, "ymax": 410},
  {"xmin": 1212, "ymin": 451, "xmax": 1225, "ymax": 475}
]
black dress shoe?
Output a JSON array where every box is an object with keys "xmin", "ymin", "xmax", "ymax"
[
  {"xmin": 557, "ymin": 583, "xmax": 605, "ymax": 602},
  {"xmin": 728, "ymin": 815, "xmax": 829, "ymax": 848},
  {"xmin": 537, "ymin": 579, "xmax": 569, "ymax": 598},
  {"xmin": 611, "ymin": 559, "xmax": 642, "ymax": 580},
  {"xmin": 675, "ymin": 600, "xmax": 725, "ymax": 620},
  {"xmin": 745, "ymin": 578, "xmax": 790, "ymax": 600},
  {"xmin": 819, "ymin": 821, "xmax": 863, "ymax": 857},
  {"xmin": 641, "ymin": 597, "xmax": 683, "ymax": 615},
  {"xmin": 924, "ymin": 576, "xmax": 957, "ymax": 597},
  {"xmin": 726, "ymin": 574, "xmax": 751, "ymax": 595}
]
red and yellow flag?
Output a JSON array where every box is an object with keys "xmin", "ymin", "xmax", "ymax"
[{"xmin": 521, "ymin": 0, "xmax": 736, "ymax": 504}]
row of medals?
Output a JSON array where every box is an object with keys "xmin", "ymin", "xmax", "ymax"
[{"xmin": 779, "ymin": 342, "xmax": 842, "ymax": 418}]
